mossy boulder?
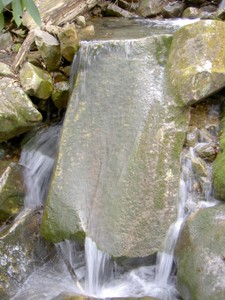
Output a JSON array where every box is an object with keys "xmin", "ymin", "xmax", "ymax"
[
  {"xmin": 41, "ymin": 35, "xmax": 189, "ymax": 258},
  {"xmin": 20, "ymin": 62, "xmax": 53, "ymax": 100},
  {"xmin": 58, "ymin": 23, "xmax": 79, "ymax": 62},
  {"xmin": 213, "ymin": 111, "xmax": 225, "ymax": 200},
  {"xmin": 0, "ymin": 209, "xmax": 55, "ymax": 298},
  {"xmin": 0, "ymin": 162, "xmax": 25, "ymax": 222},
  {"xmin": 52, "ymin": 81, "xmax": 70, "ymax": 109},
  {"xmin": 35, "ymin": 29, "xmax": 61, "ymax": 71},
  {"xmin": 0, "ymin": 77, "xmax": 42, "ymax": 142},
  {"xmin": 175, "ymin": 204, "xmax": 225, "ymax": 300},
  {"xmin": 167, "ymin": 20, "xmax": 225, "ymax": 106}
]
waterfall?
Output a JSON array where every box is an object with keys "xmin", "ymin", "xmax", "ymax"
[
  {"xmin": 219, "ymin": 0, "xmax": 225, "ymax": 9},
  {"xmin": 10, "ymin": 18, "xmax": 219, "ymax": 300},
  {"xmin": 19, "ymin": 125, "xmax": 61, "ymax": 209}
]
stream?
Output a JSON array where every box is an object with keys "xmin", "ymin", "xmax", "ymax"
[{"xmin": 9, "ymin": 18, "xmax": 220, "ymax": 300}]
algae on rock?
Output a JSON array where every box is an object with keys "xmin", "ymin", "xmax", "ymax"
[
  {"xmin": 0, "ymin": 77, "xmax": 42, "ymax": 142},
  {"xmin": 175, "ymin": 204, "xmax": 225, "ymax": 300},
  {"xmin": 167, "ymin": 20, "xmax": 225, "ymax": 106}
]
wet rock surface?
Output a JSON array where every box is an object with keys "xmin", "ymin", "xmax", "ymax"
[
  {"xmin": 0, "ymin": 77, "xmax": 42, "ymax": 142},
  {"xmin": 175, "ymin": 204, "xmax": 225, "ymax": 300},
  {"xmin": 0, "ymin": 209, "xmax": 55, "ymax": 298}
]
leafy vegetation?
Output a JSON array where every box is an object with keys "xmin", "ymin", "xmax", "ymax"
[{"xmin": 0, "ymin": 0, "xmax": 41, "ymax": 31}]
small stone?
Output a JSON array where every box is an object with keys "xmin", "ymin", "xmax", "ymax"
[
  {"xmin": 0, "ymin": 32, "xmax": 13, "ymax": 50},
  {"xmin": 162, "ymin": 2, "xmax": 186, "ymax": 18},
  {"xmin": 182, "ymin": 7, "xmax": 200, "ymax": 18},
  {"xmin": 138, "ymin": 0, "xmax": 164, "ymax": 17},
  {"xmin": 192, "ymin": 156, "xmax": 208, "ymax": 177},
  {"xmin": 35, "ymin": 29, "xmax": 61, "ymax": 71},
  {"xmin": 0, "ymin": 162, "xmax": 25, "ymax": 221},
  {"xmin": 75, "ymin": 16, "xmax": 86, "ymax": 27},
  {"xmin": 52, "ymin": 81, "xmax": 70, "ymax": 109},
  {"xmin": 0, "ymin": 62, "xmax": 14, "ymax": 77},
  {"xmin": 105, "ymin": 3, "xmax": 137, "ymax": 17},
  {"xmin": 186, "ymin": 127, "xmax": 199, "ymax": 147},
  {"xmin": 79, "ymin": 25, "xmax": 95, "ymax": 40},
  {"xmin": 12, "ymin": 43, "xmax": 21, "ymax": 53},
  {"xmin": 194, "ymin": 142, "xmax": 217, "ymax": 161},
  {"xmin": 58, "ymin": 23, "xmax": 79, "ymax": 62},
  {"xmin": 20, "ymin": 62, "xmax": 53, "ymax": 100}
]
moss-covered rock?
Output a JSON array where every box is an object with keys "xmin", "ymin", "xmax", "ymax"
[
  {"xmin": 175, "ymin": 204, "xmax": 225, "ymax": 300},
  {"xmin": 0, "ymin": 209, "xmax": 55, "ymax": 298},
  {"xmin": 213, "ymin": 110, "xmax": 225, "ymax": 200},
  {"xmin": 35, "ymin": 29, "xmax": 61, "ymax": 71},
  {"xmin": 0, "ymin": 77, "xmax": 42, "ymax": 142},
  {"xmin": 167, "ymin": 20, "xmax": 225, "ymax": 106},
  {"xmin": 52, "ymin": 81, "xmax": 70, "ymax": 109},
  {"xmin": 0, "ymin": 162, "xmax": 25, "ymax": 221},
  {"xmin": 58, "ymin": 23, "xmax": 79, "ymax": 62},
  {"xmin": 20, "ymin": 62, "xmax": 53, "ymax": 100},
  {"xmin": 0, "ymin": 63, "xmax": 14, "ymax": 77}
]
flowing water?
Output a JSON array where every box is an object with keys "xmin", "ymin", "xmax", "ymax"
[
  {"xmin": 11, "ymin": 19, "xmax": 219, "ymax": 300},
  {"xmin": 219, "ymin": 0, "xmax": 225, "ymax": 9},
  {"xmin": 12, "ymin": 124, "xmax": 218, "ymax": 300}
]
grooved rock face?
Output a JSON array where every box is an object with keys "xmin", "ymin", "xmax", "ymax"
[
  {"xmin": 41, "ymin": 35, "xmax": 189, "ymax": 258},
  {"xmin": 0, "ymin": 77, "xmax": 42, "ymax": 142},
  {"xmin": 175, "ymin": 205, "xmax": 225, "ymax": 300},
  {"xmin": 167, "ymin": 20, "xmax": 225, "ymax": 106}
]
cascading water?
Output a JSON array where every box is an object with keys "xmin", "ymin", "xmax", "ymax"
[
  {"xmin": 219, "ymin": 0, "xmax": 225, "ymax": 9},
  {"xmin": 19, "ymin": 125, "xmax": 61, "ymax": 209},
  {"xmin": 11, "ymin": 19, "xmax": 220, "ymax": 300}
]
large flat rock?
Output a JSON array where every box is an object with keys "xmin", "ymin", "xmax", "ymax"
[{"xmin": 41, "ymin": 34, "xmax": 189, "ymax": 258}]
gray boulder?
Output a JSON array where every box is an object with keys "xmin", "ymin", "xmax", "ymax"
[
  {"xmin": 35, "ymin": 29, "xmax": 61, "ymax": 71},
  {"xmin": 20, "ymin": 62, "xmax": 53, "ymax": 100},
  {"xmin": 138, "ymin": 0, "xmax": 165, "ymax": 17},
  {"xmin": 175, "ymin": 204, "xmax": 225, "ymax": 300},
  {"xmin": 0, "ymin": 77, "xmax": 42, "ymax": 142},
  {"xmin": 41, "ymin": 34, "xmax": 188, "ymax": 258},
  {"xmin": 162, "ymin": 2, "xmax": 186, "ymax": 18},
  {"xmin": 167, "ymin": 20, "xmax": 225, "ymax": 106}
]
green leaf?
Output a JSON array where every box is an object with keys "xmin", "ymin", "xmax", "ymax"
[
  {"xmin": 0, "ymin": 0, "xmax": 3, "ymax": 13},
  {"xmin": 12, "ymin": 0, "xmax": 23, "ymax": 26},
  {"xmin": 2, "ymin": 0, "xmax": 12, "ymax": 6},
  {"xmin": 0, "ymin": 11, "xmax": 4, "ymax": 32},
  {"xmin": 23, "ymin": 0, "xmax": 41, "ymax": 26}
]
